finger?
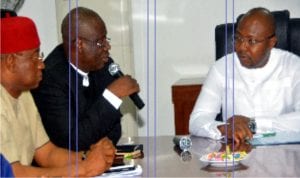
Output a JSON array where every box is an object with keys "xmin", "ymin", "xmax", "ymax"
[
  {"xmin": 101, "ymin": 137, "xmax": 113, "ymax": 145},
  {"xmin": 104, "ymin": 144, "xmax": 115, "ymax": 152},
  {"xmin": 234, "ymin": 129, "xmax": 245, "ymax": 145},
  {"xmin": 104, "ymin": 149, "xmax": 116, "ymax": 157},
  {"xmin": 236, "ymin": 124, "xmax": 249, "ymax": 141},
  {"xmin": 234, "ymin": 136, "xmax": 241, "ymax": 147},
  {"xmin": 245, "ymin": 125, "xmax": 254, "ymax": 139},
  {"xmin": 106, "ymin": 155, "xmax": 114, "ymax": 163}
]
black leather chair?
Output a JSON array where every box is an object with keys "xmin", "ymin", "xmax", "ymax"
[{"xmin": 214, "ymin": 10, "xmax": 300, "ymax": 121}]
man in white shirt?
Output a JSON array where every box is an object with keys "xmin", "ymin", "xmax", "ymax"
[{"xmin": 189, "ymin": 7, "xmax": 300, "ymax": 145}]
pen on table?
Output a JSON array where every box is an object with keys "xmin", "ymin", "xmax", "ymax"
[{"xmin": 253, "ymin": 132, "xmax": 276, "ymax": 139}]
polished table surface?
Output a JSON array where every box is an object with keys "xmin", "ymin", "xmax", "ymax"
[{"xmin": 118, "ymin": 136, "xmax": 300, "ymax": 177}]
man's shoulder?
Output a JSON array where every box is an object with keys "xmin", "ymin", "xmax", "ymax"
[
  {"xmin": 213, "ymin": 53, "xmax": 235, "ymax": 69},
  {"xmin": 20, "ymin": 91, "xmax": 37, "ymax": 105},
  {"xmin": 273, "ymin": 48, "xmax": 300, "ymax": 67},
  {"xmin": 44, "ymin": 44, "xmax": 67, "ymax": 71},
  {"xmin": 42, "ymin": 45, "xmax": 69, "ymax": 78},
  {"xmin": 273, "ymin": 48, "xmax": 300, "ymax": 60}
]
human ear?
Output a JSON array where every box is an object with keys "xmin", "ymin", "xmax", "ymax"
[
  {"xmin": 269, "ymin": 36, "xmax": 277, "ymax": 48},
  {"xmin": 3, "ymin": 54, "xmax": 17, "ymax": 73},
  {"xmin": 76, "ymin": 39, "xmax": 83, "ymax": 53}
]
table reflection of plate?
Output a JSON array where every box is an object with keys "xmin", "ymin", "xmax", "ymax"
[{"xmin": 200, "ymin": 151, "xmax": 248, "ymax": 167}]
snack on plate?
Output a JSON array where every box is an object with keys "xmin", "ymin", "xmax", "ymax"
[
  {"xmin": 206, "ymin": 151, "xmax": 247, "ymax": 161},
  {"xmin": 206, "ymin": 146, "xmax": 247, "ymax": 161}
]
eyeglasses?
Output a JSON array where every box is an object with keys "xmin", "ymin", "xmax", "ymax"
[
  {"xmin": 233, "ymin": 33, "xmax": 275, "ymax": 46},
  {"xmin": 35, "ymin": 52, "xmax": 44, "ymax": 61},
  {"xmin": 78, "ymin": 36, "xmax": 111, "ymax": 49},
  {"xmin": 14, "ymin": 51, "xmax": 44, "ymax": 61}
]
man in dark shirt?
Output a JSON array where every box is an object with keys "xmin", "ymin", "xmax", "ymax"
[{"xmin": 31, "ymin": 7, "xmax": 140, "ymax": 151}]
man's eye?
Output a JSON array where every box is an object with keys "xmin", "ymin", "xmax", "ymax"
[
  {"xmin": 249, "ymin": 39, "xmax": 257, "ymax": 45},
  {"xmin": 234, "ymin": 36, "xmax": 242, "ymax": 42}
]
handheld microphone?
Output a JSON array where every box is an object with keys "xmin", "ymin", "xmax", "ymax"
[
  {"xmin": 108, "ymin": 63, "xmax": 145, "ymax": 109},
  {"xmin": 173, "ymin": 136, "xmax": 192, "ymax": 151}
]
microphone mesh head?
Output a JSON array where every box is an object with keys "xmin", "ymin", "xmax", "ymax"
[{"xmin": 108, "ymin": 63, "xmax": 120, "ymax": 76}]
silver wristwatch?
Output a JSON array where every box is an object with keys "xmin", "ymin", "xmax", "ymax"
[{"xmin": 248, "ymin": 118, "xmax": 257, "ymax": 134}]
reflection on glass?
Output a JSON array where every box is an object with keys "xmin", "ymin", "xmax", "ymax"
[
  {"xmin": 173, "ymin": 145, "xmax": 192, "ymax": 163},
  {"xmin": 201, "ymin": 163, "xmax": 248, "ymax": 177},
  {"xmin": 180, "ymin": 150, "xmax": 192, "ymax": 162}
]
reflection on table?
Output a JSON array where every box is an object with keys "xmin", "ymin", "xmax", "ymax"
[{"xmin": 117, "ymin": 136, "xmax": 300, "ymax": 177}]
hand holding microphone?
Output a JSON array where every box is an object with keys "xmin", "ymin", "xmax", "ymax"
[{"xmin": 108, "ymin": 63, "xmax": 145, "ymax": 109}]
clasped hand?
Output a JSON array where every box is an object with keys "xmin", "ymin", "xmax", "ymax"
[
  {"xmin": 82, "ymin": 137, "xmax": 116, "ymax": 176},
  {"xmin": 219, "ymin": 140, "xmax": 253, "ymax": 153},
  {"xmin": 218, "ymin": 115, "xmax": 253, "ymax": 146}
]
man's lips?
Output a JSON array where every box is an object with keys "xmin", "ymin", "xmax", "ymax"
[
  {"xmin": 101, "ymin": 53, "xmax": 109, "ymax": 62},
  {"xmin": 238, "ymin": 54, "xmax": 250, "ymax": 61},
  {"xmin": 102, "ymin": 56, "xmax": 109, "ymax": 62}
]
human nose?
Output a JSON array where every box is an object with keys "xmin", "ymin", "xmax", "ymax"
[
  {"xmin": 103, "ymin": 42, "xmax": 111, "ymax": 51},
  {"xmin": 38, "ymin": 60, "xmax": 45, "ymax": 70},
  {"xmin": 235, "ymin": 38, "xmax": 248, "ymax": 51}
]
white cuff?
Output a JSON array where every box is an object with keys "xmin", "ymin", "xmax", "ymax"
[{"xmin": 103, "ymin": 89, "xmax": 122, "ymax": 109}]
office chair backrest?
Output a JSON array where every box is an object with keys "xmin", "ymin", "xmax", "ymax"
[{"xmin": 289, "ymin": 18, "xmax": 300, "ymax": 56}]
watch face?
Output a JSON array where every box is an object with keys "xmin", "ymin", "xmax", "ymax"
[{"xmin": 248, "ymin": 120, "xmax": 257, "ymax": 133}]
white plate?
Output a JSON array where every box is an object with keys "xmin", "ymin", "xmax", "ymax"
[{"xmin": 200, "ymin": 152, "xmax": 247, "ymax": 167}]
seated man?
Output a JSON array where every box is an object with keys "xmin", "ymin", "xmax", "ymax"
[
  {"xmin": 189, "ymin": 7, "xmax": 300, "ymax": 144},
  {"xmin": 0, "ymin": 14, "xmax": 115, "ymax": 177},
  {"xmin": 31, "ymin": 7, "xmax": 140, "ymax": 151}
]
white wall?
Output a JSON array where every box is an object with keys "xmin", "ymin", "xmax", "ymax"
[
  {"xmin": 131, "ymin": 0, "xmax": 300, "ymax": 136},
  {"xmin": 18, "ymin": 0, "xmax": 58, "ymax": 57}
]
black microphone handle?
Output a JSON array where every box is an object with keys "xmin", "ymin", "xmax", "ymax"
[
  {"xmin": 114, "ymin": 71, "xmax": 124, "ymax": 78},
  {"xmin": 129, "ymin": 92, "xmax": 145, "ymax": 109}
]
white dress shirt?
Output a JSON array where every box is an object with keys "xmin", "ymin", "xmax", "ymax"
[{"xmin": 189, "ymin": 48, "xmax": 300, "ymax": 139}]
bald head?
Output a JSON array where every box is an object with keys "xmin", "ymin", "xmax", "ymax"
[
  {"xmin": 238, "ymin": 7, "xmax": 276, "ymax": 36},
  {"xmin": 235, "ymin": 7, "xmax": 278, "ymax": 69},
  {"xmin": 61, "ymin": 7, "xmax": 105, "ymax": 42}
]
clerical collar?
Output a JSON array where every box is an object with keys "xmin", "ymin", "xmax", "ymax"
[{"xmin": 69, "ymin": 62, "xmax": 89, "ymax": 87}]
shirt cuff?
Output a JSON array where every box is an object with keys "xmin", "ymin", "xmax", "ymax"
[{"xmin": 103, "ymin": 89, "xmax": 122, "ymax": 109}]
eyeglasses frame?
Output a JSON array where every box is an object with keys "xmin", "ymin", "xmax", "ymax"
[
  {"xmin": 75, "ymin": 36, "xmax": 111, "ymax": 49},
  {"xmin": 233, "ymin": 33, "xmax": 275, "ymax": 46}
]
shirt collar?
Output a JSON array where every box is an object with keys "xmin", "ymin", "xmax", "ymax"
[{"xmin": 69, "ymin": 62, "xmax": 90, "ymax": 87}]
